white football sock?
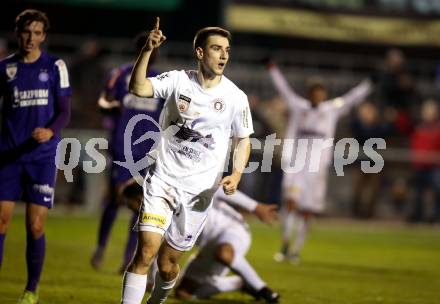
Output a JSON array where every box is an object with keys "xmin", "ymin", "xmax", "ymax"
[
  {"xmin": 146, "ymin": 272, "xmax": 178, "ymax": 304},
  {"xmin": 230, "ymin": 255, "xmax": 265, "ymax": 291},
  {"xmin": 121, "ymin": 272, "xmax": 147, "ymax": 304}
]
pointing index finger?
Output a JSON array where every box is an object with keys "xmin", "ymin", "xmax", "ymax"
[{"xmin": 154, "ymin": 17, "xmax": 160, "ymax": 31}]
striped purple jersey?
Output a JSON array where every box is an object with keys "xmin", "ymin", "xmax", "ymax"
[{"xmin": 0, "ymin": 52, "xmax": 72, "ymax": 161}]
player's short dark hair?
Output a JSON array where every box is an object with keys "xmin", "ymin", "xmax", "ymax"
[
  {"xmin": 193, "ymin": 27, "xmax": 231, "ymax": 54},
  {"xmin": 15, "ymin": 9, "xmax": 50, "ymax": 33}
]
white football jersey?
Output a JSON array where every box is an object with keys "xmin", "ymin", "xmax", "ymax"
[
  {"xmin": 269, "ymin": 66, "xmax": 372, "ymax": 173},
  {"xmin": 149, "ymin": 70, "xmax": 253, "ymax": 193}
]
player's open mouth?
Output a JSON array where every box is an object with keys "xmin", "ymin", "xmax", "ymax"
[{"xmin": 218, "ymin": 63, "xmax": 225, "ymax": 68}]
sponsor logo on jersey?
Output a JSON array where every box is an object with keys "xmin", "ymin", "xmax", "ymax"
[
  {"xmin": 12, "ymin": 89, "xmax": 49, "ymax": 108},
  {"xmin": 43, "ymin": 197, "xmax": 52, "ymax": 202},
  {"xmin": 179, "ymin": 94, "xmax": 191, "ymax": 103},
  {"xmin": 6, "ymin": 63, "xmax": 17, "ymax": 80},
  {"xmin": 212, "ymin": 98, "xmax": 225, "ymax": 113},
  {"xmin": 39, "ymin": 70, "xmax": 49, "ymax": 82},
  {"xmin": 177, "ymin": 94, "xmax": 191, "ymax": 113},
  {"xmin": 184, "ymin": 235, "xmax": 193, "ymax": 241},
  {"xmin": 141, "ymin": 213, "xmax": 167, "ymax": 228},
  {"xmin": 171, "ymin": 120, "xmax": 215, "ymax": 150}
]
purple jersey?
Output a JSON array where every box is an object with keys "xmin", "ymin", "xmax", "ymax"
[
  {"xmin": 0, "ymin": 52, "xmax": 72, "ymax": 162},
  {"xmin": 105, "ymin": 64, "xmax": 163, "ymax": 161}
]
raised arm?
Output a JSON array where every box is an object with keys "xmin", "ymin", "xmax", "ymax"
[
  {"xmin": 129, "ymin": 17, "xmax": 166, "ymax": 98},
  {"xmin": 267, "ymin": 63, "xmax": 310, "ymax": 111},
  {"xmin": 331, "ymin": 79, "xmax": 373, "ymax": 116}
]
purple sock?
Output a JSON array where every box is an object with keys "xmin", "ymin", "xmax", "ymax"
[
  {"xmin": 97, "ymin": 201, "xmax": 119, "ymax": 248},
  {"xmin": 25, "ymin": 234, "xmax": 45, "ymax": 292},
  {"xmin": 0, "ymin": 234, "xmax": 5, "ymax": 269},
  {"xmin": 123, "ymin": 213, "xmax": 138, "ymax": 267}
]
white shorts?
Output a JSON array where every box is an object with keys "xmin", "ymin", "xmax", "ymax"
[
  {"xmin": 183, "ymin": 207, "xmax": 251, "ymax": 283},
  {"xmin": 137, "ymin": 171, "xmax": 215, "ymax": 251},
  {"xmin": 282, "ymin": 169, "xmax": 328, "ymax": 213}
]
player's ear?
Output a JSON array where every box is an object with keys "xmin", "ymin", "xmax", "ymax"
[{"xmin": 195, "ymin": 47, "xmax": 203, "ymax": 60}]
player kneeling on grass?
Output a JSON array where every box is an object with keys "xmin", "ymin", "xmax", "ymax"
[{"xmin": 122, "ymin": 181, "xmax": 280, "ymax": 303}]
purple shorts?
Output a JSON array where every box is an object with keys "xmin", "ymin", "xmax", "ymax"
[{"xmin": 0, "ymin": 160, "xmax": 57, "ymax": 208}]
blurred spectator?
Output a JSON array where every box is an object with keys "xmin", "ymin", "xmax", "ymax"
[
  {"xmin": 350, "ymin": 102, "xmax": 393, "ymax": 218},
  {"xmin": 378, "ymin": 48, "xmax": 417, "ymax": 138},
  {"xmin": 70, "ymin": 38, "xmax": 106, "ymax": 129},
  {"xmin": 408, "ymin": 100, "xmax": 440, "ymax": 223}
]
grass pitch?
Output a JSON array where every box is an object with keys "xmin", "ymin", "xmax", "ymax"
[{"xmin": 1, "ymin": 210, "xmax": 439, "ymax": 304}]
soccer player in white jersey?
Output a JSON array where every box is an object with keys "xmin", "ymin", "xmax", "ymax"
[
  {"xmin": 122, "ymin": 182, "xmax": 279, "ymax": 303},
  {"xmin": 120, "ymin": 18, "xmax": 253, "ymax": 304},
  {"xmin": 267, "ymin": 61, "xmax": 372, "ymax": 263}
]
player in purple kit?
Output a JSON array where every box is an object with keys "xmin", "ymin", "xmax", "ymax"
[
  {"xmin": 0, "ymin": 9, "xmax": 71, "ymax": 304},
  {"xmin": 91, "ymin": 33, "xmax": 164, "ymax": 273}
]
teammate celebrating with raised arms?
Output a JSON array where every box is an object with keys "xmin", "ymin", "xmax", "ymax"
[
  {"xmin": 120, "ymin": 17, "xmax": 253, "ymax": 304},
  {"xmin": 0, "ymin": 9, "xmax": 71, "ymax": 304},
  {"xmin": 267, "ymin": 60, "xmax": 372, "ymax": 264}
]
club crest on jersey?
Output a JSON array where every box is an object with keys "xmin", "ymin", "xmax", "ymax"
[
  {"xmin": 177, "ymin": 94, "xmax": 191, "ymax": 113},
  {"xmin": 6, "ymin": 63, "xmax": 17, "ymax": 80},
  {"xmin": 39, "ymin": 70, "xmax": 49, "ymax": 82},
  {"xmin": 212, "ymin": 98, "xmax": 225, "ymax": 113}
]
